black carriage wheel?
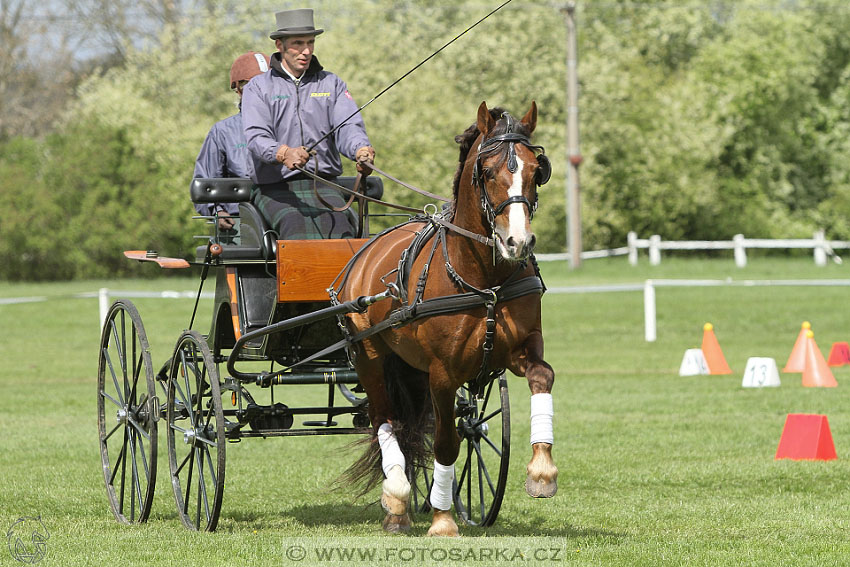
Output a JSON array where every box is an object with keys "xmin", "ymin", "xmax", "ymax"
[
  {"xmin": 453, "ymin": 372, "xmax": 510, "ymax": 527},
  {"xmin": 97, "ymin": 300, "xmax": 158, "ymax": 524},
  {"xmin": 166, "ymin": 331, "xmax": 226, "ymax": 531}
]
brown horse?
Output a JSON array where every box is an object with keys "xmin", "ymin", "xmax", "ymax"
[{"xmin": 337, "ymin": 101, "xmax": 557, "ymax": 536}]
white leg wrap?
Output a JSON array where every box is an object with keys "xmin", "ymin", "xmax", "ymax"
[
  {"xmin": 530, "ymin": 393, "xmax": 554, "ymax": 445},
  {"xmin": 377, "ymin": 423, "xmax": 406, "ymax": 476},
  {"xmin": 429, "ymin": 460, "xmax": 455, "ymax": 511}
]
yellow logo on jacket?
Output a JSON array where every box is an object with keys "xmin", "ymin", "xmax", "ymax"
[{"xmin": 310, "ymin": 92, "xmax": 331, "ymax": 97}]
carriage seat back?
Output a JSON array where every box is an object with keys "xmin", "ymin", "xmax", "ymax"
[
  {"xmin": 190, "ymin": 176, "xmax": 382, "ymax": 203},
  {"xmin": 190, "ymin": 177, "xmax": 255, "ymax": 204},
  {"xmin": 191, "ymin": 176, "xmax": 381, "ymax": 263}
]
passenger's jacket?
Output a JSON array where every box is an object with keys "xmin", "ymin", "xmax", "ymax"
[
  {"xmin": 241, "ymin": 53, "xmax": 371, "ymax": 185},
  {"xmin": 192, "ymin": 112, "xmax": 251, "ymax": 216}
]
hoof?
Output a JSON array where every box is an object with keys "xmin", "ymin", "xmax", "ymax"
[
  {"xmin": 383, "ymin": 512, "xmax": 411, "ymax": 533},
  {"xmin": 381, "ymin": 491, "xmax": 408, "ymax": 516},
  {"xmin": 525, "ymin": 475, "xmax": 558, "ymax": 498},
  {"xmin": 381, "ymin": 465, "xmax": 410, "ymax": 516},
  {"xmin": 427, "ymin": 510, "xmax": 459, "ymax": 537}
]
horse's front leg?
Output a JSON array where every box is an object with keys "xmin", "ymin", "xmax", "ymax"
[
  {"xmin": 427, "ymin": 378, "xmax": 461, "ymax": 537},
  {"xmin": 523, "ymin": 331, "xmax": 558, "ymax": 498}
]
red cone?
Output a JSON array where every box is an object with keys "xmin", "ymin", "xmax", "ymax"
[
  {"xmin": 775, "ymin": 414, "xmax": 837, "ymax": 461},
  {"xmin": 827, "ymin": 342, "xmax": 850, "ymax": 367}
]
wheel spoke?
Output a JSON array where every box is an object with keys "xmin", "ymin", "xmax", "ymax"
[
  {"xmin": 471, "ymin": 438, "xmax": 497, "ymax": 497},
  {"xmin": 183, "ymin": 447, "xmax": 195, "ymax": 517},
  {"xmin": 127, "ymin": 428, "xmax": 144, "ymax": 519},
  {"xmin": 127, "ymin": 415, "xmax": 151, "ymax": 441},
  {"xmin": 473, "ymin": 407, "xmax": 501, "ymax": 429},
  {"xmin": 175, "ymin": 445, "xmax": 193, "ymax": 475},
  {"xmin": 109, "ymin": 317, "xmax": 126, "ymax": 379},
  {"xmin": 103, "ymin": 420, "xmax": 122, "ymax": 442},
  {"xmin": 102, "ymin": 347, "xmax": 125, "ymax": 406},
  {"xmin": 204, "ymin": 445, "xmax": 218, "ymax": 489},
  {"xmin": 193, "ymin": 435, "xmax": 217, "ymax": 448},
  {"xmin": 479, "ymin": 379, "xmax": 495, "ymax": 416},
  {"xmin": 100, "ymin": 389, "xmax": 123, "ymax": 409},
  {"xmin": 133, "ymin": 427, "xmax": 150, "ymax": 480},
  {"xmin": 197, "ymin": 447, "xmax": 211, "ymax": 525},
  {"xmin": 180, "ymin": 352, "xmax": 196, "ymax": 428},
  {"xmin": 109, "ymin": 435, "xmax": 127, "ymax": 485},
  {"xmin": 479, "ymin": 430, "xmax": 502, "ymax": 456}
]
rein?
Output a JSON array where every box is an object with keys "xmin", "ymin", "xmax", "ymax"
[{"xmin": 294, "ymin": 164, "xmax": 495, "ymax": 246}]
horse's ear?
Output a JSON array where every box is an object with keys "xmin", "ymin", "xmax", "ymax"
[
  {"xmin": 477, "ymin": 101, "xmax": 494, "ymax": 135},
  {"xmin": 521, "ymin": 101, "xmax": 538, "ymax": 134}
]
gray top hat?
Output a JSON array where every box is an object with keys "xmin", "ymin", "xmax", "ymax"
[{"xmin": 270, "ymin": 9, "xmax": 324, "ymax": 40}]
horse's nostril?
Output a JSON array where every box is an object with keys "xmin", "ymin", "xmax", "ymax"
[
  {"xmin": 528, "ymin": 234, "xmax": 537, "ymax": 249},
  {"xmin": 506, "ymin": 236, "xmax": 517, "ymax": 249}
]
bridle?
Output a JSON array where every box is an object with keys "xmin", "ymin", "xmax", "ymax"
[{"xmin": 471, "ymin": 116, "xmax": 551, "ymax": 230}]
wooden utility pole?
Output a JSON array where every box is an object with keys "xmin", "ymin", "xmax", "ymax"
[{"xmin": 563, "ymin": 2, "xmax": 583, "ymax": 268}]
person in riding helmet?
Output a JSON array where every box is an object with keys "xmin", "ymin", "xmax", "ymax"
[
  {"xmin": 242, "ymin": 8, "xmax": 376, "ymax": 239},
  {"xmin": 193, "ymin": 52, "xmax": 271, "ymax": 229}
]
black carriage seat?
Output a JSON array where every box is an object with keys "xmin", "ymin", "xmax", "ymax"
[{"xmin": 190, "ymin": 177, "xmax": 383, "ymax": 262}]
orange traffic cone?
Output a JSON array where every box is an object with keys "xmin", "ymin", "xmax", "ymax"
[
  {"xmin": 827, "ymin": 342, "xmax": 850, "ymax": 367},
  {"xmin": 783, "ymin": 321, "xmax": 811, "ymax": 373},
  {"xmin": 802, "ymin": 331, "xmax": 838, "ymax": 388},
  {"xmin": 701, "ymin": 323, "xmax": 732, "ymax": 375}
]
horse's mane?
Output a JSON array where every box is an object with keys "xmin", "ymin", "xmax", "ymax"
[{"xmin": 448, "ymin": 107, "xmax": 532, "ymax": 218}]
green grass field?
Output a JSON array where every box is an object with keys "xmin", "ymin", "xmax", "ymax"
[{"xmin": 2, "ymin": 256, "xmax": 850, "ymax": 566}]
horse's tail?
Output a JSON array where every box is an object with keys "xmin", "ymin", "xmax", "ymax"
[{"xmin": 342, "ymin": 353, "xmax": 432, "ymax": 496}]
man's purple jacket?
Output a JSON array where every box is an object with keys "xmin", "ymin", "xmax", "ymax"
[{"xmin": 241, "ymin": 53, "xmax": 371, "ymax": 185}]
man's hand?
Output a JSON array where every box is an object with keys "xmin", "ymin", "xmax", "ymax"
[
  {"xmin": 276, "ymin": 144, "xmax": 310, "ymax": 170},
  {"xmin": 216, "ymin": 211, "xmax": 235, "ymax": 230},
  {"xmin": 355, "ymin": 146, "xmax": 375, "ymax": 176}
]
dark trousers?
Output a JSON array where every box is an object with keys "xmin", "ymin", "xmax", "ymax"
[{"xmin": 252, "ymin": 177, "xmax": 357, "ymax": 240}]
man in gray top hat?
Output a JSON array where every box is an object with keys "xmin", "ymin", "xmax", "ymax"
[{"xmin": 241, "ymin": 8, "xmax": 376, "ymax": 239}]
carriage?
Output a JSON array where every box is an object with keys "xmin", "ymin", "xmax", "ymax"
[{"xmin": 96, "ymin": 102, "xmax": 556, "ymax": 535}]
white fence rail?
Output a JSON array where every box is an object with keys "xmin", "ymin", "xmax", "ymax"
[
  {"xmin": 83, "ymin": 288, "xmax": 214, "ymax": 331},
  {"xmin": 548, "ymin": 278, "xmax": 850, "ymax": 342},
  {"xmin": 5, "ymin": 281, "xmax": 850, "ymax": 342},
  {"xmin": 536, "ymin": 230, "xmax": 850, "ymax": 266}
]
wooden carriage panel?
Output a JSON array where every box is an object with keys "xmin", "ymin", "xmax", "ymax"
[{"xmin": 276, "ymin": 239, "xmax": 368, "ymax": 302}]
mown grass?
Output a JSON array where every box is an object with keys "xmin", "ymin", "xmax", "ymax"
[{"xmin": 1, "ymin": 256, "xmax": 850, "ymax": 565}]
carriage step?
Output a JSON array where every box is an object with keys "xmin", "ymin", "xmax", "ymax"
[{"xmin": 302, "ymin": 420, "xmax": 338, "ymax": 427}]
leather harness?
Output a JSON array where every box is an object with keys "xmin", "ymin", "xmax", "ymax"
[{"xmin": 232, "ymin": 121, "xmax": 548, "ymax": 390}]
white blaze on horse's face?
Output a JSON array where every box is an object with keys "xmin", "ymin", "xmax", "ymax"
[{"xmin": 494, "ymin": 158, "xmax": 536, "ymax": 261}]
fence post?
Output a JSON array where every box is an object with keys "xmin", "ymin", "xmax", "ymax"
[
  {"xmin": 733, "ymin": 234, "xmax": 747, "ymax": 268},
  {"xmin": 814, "ymin": 230, "xmax": 827, "ymax": 267},
  {"xmin": 627, "ymin": 231, "xmax": 638, "ymax": 266},
  {"xmin": 644, "ymin": 279, "xmax": 657, "ymax": 342},
  {"xmin": 99, "ymin": 288, "xmax": 109, "ymax": 333},
  {"xmin": 649, "ymin": 235, "xmax": 661, "ymax": 266}
]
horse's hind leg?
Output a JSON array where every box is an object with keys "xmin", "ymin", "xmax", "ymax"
[
  {"xmin": 522, "ymin": 332, "xmax": 559, "ymax": 498},
  {"xmin": 352, "ymin": 345, "xmax": 411, "ymax": 532}
]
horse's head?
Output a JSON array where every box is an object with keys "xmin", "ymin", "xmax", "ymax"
[{"xmin": 469, "ymin": 101, "xmax": 550, "ymax": 262}]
